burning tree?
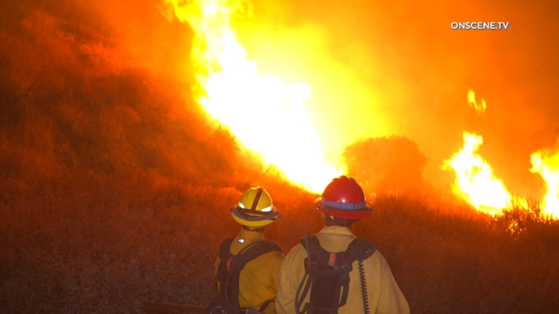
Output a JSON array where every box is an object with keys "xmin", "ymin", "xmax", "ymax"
[{"xmin": 343, "ymin": 136, "xmax": 427, "ymax": 197}]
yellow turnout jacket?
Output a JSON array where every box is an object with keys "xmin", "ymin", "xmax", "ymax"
[
  {"xmin": 215, "ymin": 229, "xmax": 285, "ymax": 314},
  {"xmin": 275, "ymin": 226, "xmax": 409, "ymax": 314}
]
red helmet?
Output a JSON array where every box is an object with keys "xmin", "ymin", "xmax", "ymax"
[{"xmin": 315, "ymin": 176, "xmax": 373, "ymax": 220}]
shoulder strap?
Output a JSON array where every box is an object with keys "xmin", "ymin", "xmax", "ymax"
[
  {"xmin": 300, "ymin": 235, "xmax": 376, "ymax": 268},
  {"xmin": 344, "ymin": 239, "xmax": 375, "ymax": 314},
  {"xmin": 214, "ymin": 239, "xmax": 282, "ymax": 314},
  {"xmin": 342, "ymin": 238, "xmax": 376, "ymax": 263},
  {"xmin": 216, "ymin": 236, "xmax": 236, "ymax": 282},
  {"xmin": 300, "ymin": 234, "xmax": 330, "ymax": 270},
  {"xmin": 217, "ymin": 237, "xmax": 282, "ymax": 281},
  {"xmin": 229, "ymin": 240, "xmax": 282, "ymax": 273}
]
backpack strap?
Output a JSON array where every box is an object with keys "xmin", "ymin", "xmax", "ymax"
[
  {"xmin": 342, "ymin": 238, "xmax": 376, "ymax": 263},
  {"xmin": 214, "ymin": 237, "xmax": 283, "ymax": 314},
  {"xmin": 216, "ymin": 236, "xmax": 236, "ymax": 282},
  {"xmin": 228, "ymin": 240, "xmax": 282, "ymax": 274},
  {"xmin": 340, "ymin": 238, "xmax": 376, "ymax": 314},
  {"xmin": 301, "ymin": 235, "xmax": 331, "ymax": 271},
  {"xmin": 300, "ymin": 235, "xmax": 376, "ymax": 271},
  {"xmin": 296, "ymin": 234, "xmax": 376, "ymax": 314},
  {"xmin": 299, "ymin": 234, "xmax": 352, "ymax": 314}
]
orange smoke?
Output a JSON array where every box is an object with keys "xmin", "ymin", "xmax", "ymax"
[{"xmin": 161, "ymin": 0, "xmax": 341, "ymax": 192}]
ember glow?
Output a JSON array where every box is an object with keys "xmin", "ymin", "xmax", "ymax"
[
  {"xmin": 161, "ymin": 0, "xmax": 341, "ymax": 192},
  {"xmin": 444, "ymin": 132, "xmax": 512, "ymax": 216},
  {"xmin": 530, "ymin": 142, "xmax": 559, "ymax": 219}
]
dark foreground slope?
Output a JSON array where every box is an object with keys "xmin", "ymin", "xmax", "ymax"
[{"xmin": 1, "ymin": 1, "xmax": 559, "ymax": 314}]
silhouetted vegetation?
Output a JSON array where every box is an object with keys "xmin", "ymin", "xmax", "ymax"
[{"xmin": 1, "ymin": 2, "xmax": 559, "ymax": 314}]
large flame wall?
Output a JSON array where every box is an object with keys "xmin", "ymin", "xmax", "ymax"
[{"xmin": 60, "ymin": 0, "xmax": 559, "ymax": 213}]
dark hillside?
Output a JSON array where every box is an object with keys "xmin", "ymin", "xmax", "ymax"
[
  {"xmin": 0, "ymin": 0, "xmax": 267, "ymax": 190},
  {"xmin": 0, "ymin": 3, "xmax": 288, "ymax": 312}
]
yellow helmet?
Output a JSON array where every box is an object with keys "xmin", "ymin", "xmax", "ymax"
[{"xmin": 230, "ymin": 187, "xmax": 281, "ymax": 228}]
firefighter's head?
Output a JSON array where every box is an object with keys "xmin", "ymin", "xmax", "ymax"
[
  {"xmin": 230, "ymin": 187, "xmax": 281, "ymax": 230},
  {"xmin": 315, "ymin": 176, "xmax": 373, "ymax": 225}
]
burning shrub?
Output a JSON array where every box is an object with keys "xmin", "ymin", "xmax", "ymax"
[{"xmin": 343, "ymin": 136, "xmax": 427, "ymax": 197}]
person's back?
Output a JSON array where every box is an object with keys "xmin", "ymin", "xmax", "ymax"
[
  {"xmin": 275, "ymin": 176, "xmax": 409, "ymax": 314},
  {"xmin": 208, "ymin": 187, "xmax": 285, "ymax": 314},
  {"xmin": 214, "ymin": 228, "xmax": 284, "ymax": 313}
]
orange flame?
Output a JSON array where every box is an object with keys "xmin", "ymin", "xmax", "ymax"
[
  {"xmin": 443, "ymin": 132, "xmax": 511, "ymax": 215},
  {"xmin": 444, "ymin": 90, "xmax": 512, "ymax": 215},
  {"xmin": 467, "ymin": 89, "xmax": 486, "ymax": 114},
  {"xmin": 530, "ymin": 141, "xmax": 559, "ymax": 219},
  {"xmin": 443, "ymin": 132, "xmax": 513, "ymax": 215},
  {"xmin": 161, "ymin": 0, "xmax": 341, "ymax": 192}
]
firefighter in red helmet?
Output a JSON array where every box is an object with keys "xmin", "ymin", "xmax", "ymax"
[{"xmin": 275, "ymin": 176, "xmax": 409, "ymax": 314}]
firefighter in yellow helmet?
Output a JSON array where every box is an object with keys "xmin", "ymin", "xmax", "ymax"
[
  {"xmin": 275, "ymin": 176, "xmax": 409, "ymax": 314},
  {"xmin": 206, "ymin": 187, "xmax": 285, "ymax": 314}
]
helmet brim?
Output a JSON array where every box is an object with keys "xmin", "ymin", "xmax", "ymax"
[
  {"xmin": 315, "ymin": 197, "xmax": 373, "ymax": 220},
  {"xmin": 230, "ymin": 206, "xmax": 281, "ymax": 228},
  {"xmin": 321, "ymin": 207, "xmax": 373, "ymax": 220}
]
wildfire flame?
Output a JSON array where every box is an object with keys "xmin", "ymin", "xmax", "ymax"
[
  {"xmin": 445, "ymin": 90, "xmax": 559, "ymax": 220},
  {"xmin": 467, "ymin": 89, "xmax": 486, "ymax": 114},
  {"xmin": 161, "ymin": 0, "xmax": 341, "ymax": 192},
  {"xmin": 443, "ymin": 132, "xmax": 512, "ymax": 215},
  {"xmin": 530, "ymin": 142, "xmax": 559, "ymax": 219},
  {"xmin": 444, "ymin": 90, "xmax": 514, "ymax": 215}
]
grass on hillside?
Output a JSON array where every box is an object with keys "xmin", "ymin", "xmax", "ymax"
[
  {"xmin": 1, "ymin": 2, "xmax": 559, "ymax": 313},
  {"xmin": 2, "ymin": 172, "xmax": 559, "ymax": 314}
]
